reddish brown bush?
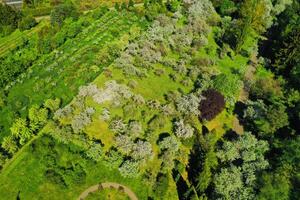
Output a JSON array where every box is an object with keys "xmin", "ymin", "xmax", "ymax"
[{"xmin": 199, "ymin": 89, "xmax": 225, "ymax": 121}]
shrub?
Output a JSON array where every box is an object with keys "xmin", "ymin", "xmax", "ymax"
[{"xmin": 199, "ymin": 89, "xmax": 225, "ymax": 121}]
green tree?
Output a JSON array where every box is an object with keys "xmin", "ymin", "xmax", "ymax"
[
  {"xmin": 235, "ymin": 0, "xmax": 273, "ymax": 52},
  {"xmin": 44, "ymin": 98, "xmax": 61, "ymax": 112},
  {"xmin": 50, "ymin": 3, "xmax": 79, "ymax": 28},
  {"xmin": 10, "ymin": 118, "xmax": 32, "ymax": 145},
  {"xmin": 1, "ymin": 135, "xmax": 18, "ymax": 154},
  {"xmin": 18, "ymin": 15, "xmax": 37, "ymax": 31},
  {"xmin": 213, "ymin": 132, "xmax": 269, "ymax": 199}
]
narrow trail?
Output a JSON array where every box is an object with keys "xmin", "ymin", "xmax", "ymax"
[{"xmin": 77, "ymin": 182, "xmax": 138, "ymax": 200}]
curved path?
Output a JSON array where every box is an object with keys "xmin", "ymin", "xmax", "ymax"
[{"xmin": 77, "ymin": 182, "xmax": 138, "ymax": 200}]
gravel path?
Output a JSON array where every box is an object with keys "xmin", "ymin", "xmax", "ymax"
[{"xmin": 77, "ymin": 182, "xmax": 138, "ymax": 200}]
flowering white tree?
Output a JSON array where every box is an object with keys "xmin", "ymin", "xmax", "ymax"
[
  {"xmin": 131, "ymin": 140, "xmax": 153, "ymax": 161},
  {"xmin": 115, "ymin": 135, "xmax": 134, "ymax": 155},
  {"xmin": 159, "ymin": 136, "xmax": 180, "ymax": 152},
  {"xmin": 176, "ymin": 94, "xmax": 200, "ymax": 116},
  {"xmin": 127, "ymin": 121, "xmax": 143, "ymax": 138},
  {"xmin": 119, "ymin": 160, "xmax": 139, "ymax": 178},
  {"xmin": 109, "ymin": 118, "xmax": 127, "ymax": 134},
  {"xmin": 174, "ymin": 119, "xmax": 194, "ymax": 139},
  {"xmin": 71, "ymin": 107, "xmax": 95, "ymax": 133}
]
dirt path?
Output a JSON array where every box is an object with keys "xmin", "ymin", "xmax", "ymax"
[{"xmin": 77, "ymin": 182, "xmax": 138, "ymax": 200}]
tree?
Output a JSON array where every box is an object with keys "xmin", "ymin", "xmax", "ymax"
[
  {"xmin": 214, "ymin": 166, "xmax": 246, "ymax": 200},
  {"xmin": 86, "ymin": 142, "xmax": 103, "ymax": 162},
  {"xmin": 71, "ymin": 108, "xmax": 95, "ymax": 133},
  {"xmin": 257, "ymin": 168, "xmax": 291, "ymax": 200},
  {"xmin": 128, "ymin": 0, "xmax": 134, "ymax": 8},
  {"xmin": 28, "ymin": 105, "xmax": 48, "ymax": 130},
  {"xmin": 114, "ymin": 3, "xmax": 120, "ymax": 11},
  {"xmin": 158, "ymin": 136, "xmax": 179, "ymax": 152},
  {"xmin": 0, "ymin": 4, "xmax": 21, "ymax": 35},
  {"xmin": 199, "ymin": 89, "xmax": 225, "ymax": 121}
]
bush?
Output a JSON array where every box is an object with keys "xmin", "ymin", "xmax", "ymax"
[
  {"xmin": 18, "ymin": 15, "xmax": 37, "ymax": 31},
  {"xmin": 199, "ymin": 89, "xmax": 225, "ymax": 121}
]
